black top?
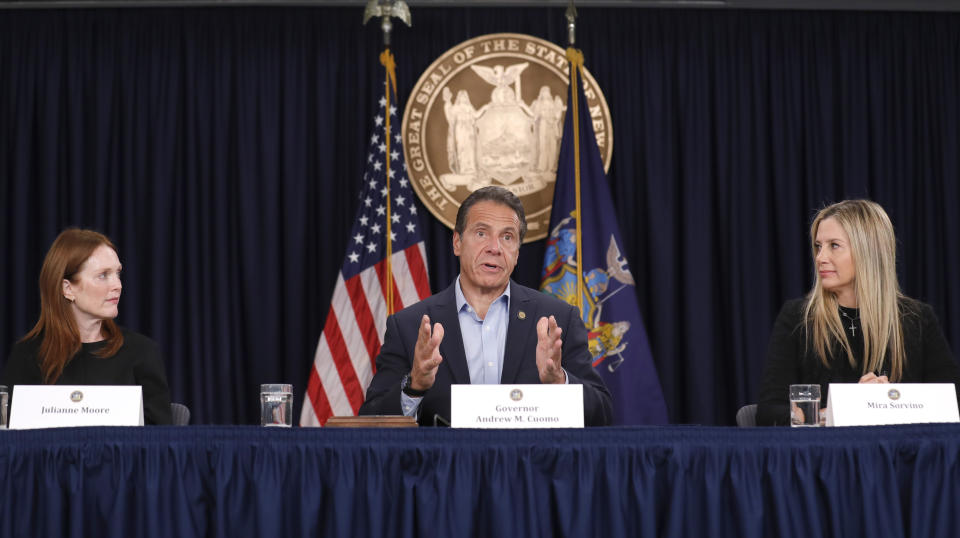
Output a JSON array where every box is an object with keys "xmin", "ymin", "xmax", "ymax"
[
  {"xmin": 1, "ymin": 328, "xmax": 173, "ymax": 425},
  {"xmin": 757, "ymin": 297, "xmax": 960, "ymax": 426}
]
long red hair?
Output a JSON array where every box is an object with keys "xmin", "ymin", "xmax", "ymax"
[{"xmin": 22, "ymin": 229, "xmax": 124, "ymax": 383}]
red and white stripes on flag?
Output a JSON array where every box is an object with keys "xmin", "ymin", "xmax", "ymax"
[
  {"xmin": 300, "ymin": 78, "xmax": 431, "ymax": 426},
  {"xmin": 300, "ymin": 245, "xmax": 430, "ymax": 426}
]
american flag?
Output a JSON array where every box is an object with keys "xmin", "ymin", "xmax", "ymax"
[{"xmin": 300, "ymin": 87, "xmax": 431, "ymax": 426}]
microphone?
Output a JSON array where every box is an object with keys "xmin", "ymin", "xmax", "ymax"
[{"xmin": 433, "ymin": 413, "xmax": 451, "ymax": 427}]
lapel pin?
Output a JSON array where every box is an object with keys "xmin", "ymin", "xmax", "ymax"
[{"xmin": 518, "ymin": 311, "xmax": 526, "ymax": 320}]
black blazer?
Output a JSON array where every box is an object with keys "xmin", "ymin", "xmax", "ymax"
[
  {"xmin": 359, "ymin": 280, "xmax": 613, "ymax": 426},
  {"xmin": 757, "ymin": 296, "xmax": 960, "ymax": 426}
]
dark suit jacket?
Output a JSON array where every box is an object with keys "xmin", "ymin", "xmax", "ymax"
[{"xmin": 359, "ymin": 280, "xmax": 613, "ymax": 426}]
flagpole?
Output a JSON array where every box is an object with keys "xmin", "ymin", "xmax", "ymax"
[
  {"xmin": 565, "ymin": 1, "xmax": 584, "ymax": 320},
  {"xmin": 301, "ymin": 1, "xmax": 423, "ymax": 426},
  {"xmin": 381, "ymin": 50, "xmax": 396, "ymax": 314},
  {"xmin": 364, "ymin": 0, "xmax": 411, "ymax": 315},
  {"xmin": 538, "ymin": 1, "xmax": 671, "ymax": 425}
]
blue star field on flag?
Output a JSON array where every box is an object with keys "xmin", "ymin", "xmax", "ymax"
[{"xmin": 342, "ymin": 94, "xmax": 424, "ymax": 279}]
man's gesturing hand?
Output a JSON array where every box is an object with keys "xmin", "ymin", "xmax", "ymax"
[
  {"xmin": 410, "ymin": 315, "xmax": 444, "ymax": 391},
  {"xmin": 536, "ymin": 315, "xmax": 566, "ymax": 384}
]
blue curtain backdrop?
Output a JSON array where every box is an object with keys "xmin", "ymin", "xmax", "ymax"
[{"xmin": 2, "ymin": 7, "xmax": 959, "ymax": 425}]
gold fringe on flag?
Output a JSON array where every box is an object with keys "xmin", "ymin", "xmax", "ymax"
[
  {"xmin": 566, "ymin": 47, "xmax": 585, "ymax": 319},
  {"xmin": 381, "ymin": 48, "xmax": 397, "ymax": 315}
]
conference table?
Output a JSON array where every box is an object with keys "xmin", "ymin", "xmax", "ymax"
[{"xmin": 1, "ymin": 424, "xmax": 958, "ymax": 537}]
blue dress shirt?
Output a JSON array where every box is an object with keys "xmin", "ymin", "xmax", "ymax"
[{"xmin": 401, "ymin": 277, "xmax": 510, "ymax": 416}]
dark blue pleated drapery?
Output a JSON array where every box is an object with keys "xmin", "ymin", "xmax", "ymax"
[
  {"xmin": 2, "ymin": 8, "xmax": 960, "ymax": 425},
  {"xmin": 2, "ymin": 425, "xmax": 960, "ymax": 537}
]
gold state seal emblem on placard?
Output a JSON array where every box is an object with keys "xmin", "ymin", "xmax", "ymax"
[{"xmin": 402, "ymin": 33, "xmax": 613, "ymax": 243}]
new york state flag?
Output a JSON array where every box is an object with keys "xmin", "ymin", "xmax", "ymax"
[{"xmin": 540, "ymin": 51, "xmax": 668, "ymax": 425}]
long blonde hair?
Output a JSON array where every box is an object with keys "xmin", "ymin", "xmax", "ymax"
[{"xmin": 803, "ymin": 200, "xmax": 905, "ymax": 380}]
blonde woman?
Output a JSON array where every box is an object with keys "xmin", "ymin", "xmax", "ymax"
[{"xmin": 757, "ymin": 200, "xmax": 960, "ymax": 426}]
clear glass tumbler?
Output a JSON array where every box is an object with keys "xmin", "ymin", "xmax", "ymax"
[
  {"xmin": 0, "ymin": 385, "xmax": 8, "ymax": 429},
  {"xmin": 789, "ymin": 384, "xmax": 821, "ymax": 427},
  {"xmin": 260, "ymin": 384, "xmax": 293, "ymax": 427}
]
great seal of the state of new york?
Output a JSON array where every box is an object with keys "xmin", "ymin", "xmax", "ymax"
[{"xmin": 402, "ymin": 33, "xmax": 613, "ymax": 243}]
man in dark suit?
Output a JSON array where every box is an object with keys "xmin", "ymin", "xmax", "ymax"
[{"xmin": 359, "ymin": 186, "xmax": 613, "ymax": 426}]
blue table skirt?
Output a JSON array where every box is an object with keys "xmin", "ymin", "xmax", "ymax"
[{"xmin": 1, "ymin": 425, "xmax": 958, "ymax": 537}]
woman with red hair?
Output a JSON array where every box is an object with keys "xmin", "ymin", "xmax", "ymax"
[{"xmin": 1, "ymin": 229, "xmax": 172, "ymax": 425}]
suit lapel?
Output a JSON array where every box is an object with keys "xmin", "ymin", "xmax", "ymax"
[
  {"xmin": 431, "ymin": 282, "xmax": 471, "ymax": 385},
  {"xmin": 500, "ymin": 282, "xmax": 538, "ymax": 383}
]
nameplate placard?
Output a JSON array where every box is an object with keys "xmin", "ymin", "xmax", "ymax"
[
  {"xmin": 9, "ymin": 386, "xmax": 144, "ymax": 429},
  {"xmin": 450, "ymin": 384, "xmax": 584, "ymax": 428},
  {"xmin": 825, "ymin": 383, "xmax": 959, "ymax": 427}
]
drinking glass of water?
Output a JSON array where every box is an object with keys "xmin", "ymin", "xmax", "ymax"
[
  {"xmin": 789, "ymin": 384, "xmax": 821, "ymax": 427},
  {"xmin": 0, "ymin": 385, "xmax": 8, "ymax": 429},
  {"xmin": 260, "ymin": 384, "xmax": 293, "ymax": 427}
]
